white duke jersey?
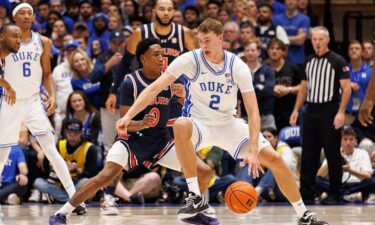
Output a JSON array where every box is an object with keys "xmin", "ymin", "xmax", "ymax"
[
  {"xmin": 4, "ymin": 31, "xmax": 43, "ymax": 99},
  {"xmin": 165, "ymin": 49, "xmax": 254, "ymax": 124}
]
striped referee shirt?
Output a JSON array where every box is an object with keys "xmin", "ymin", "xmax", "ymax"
[{"xmin": 303, "ymin": 51, "xmax": 350, "ymax": 103}]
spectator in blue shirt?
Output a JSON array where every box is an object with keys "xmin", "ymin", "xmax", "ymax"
[
  {"xmin": 262, "ymin": 0, "xmax": 286, "ymax": 15},
  {"xmin": 346, "ymin": 40, "xmax": 372, "ymax": 124},
  {"xmin": 88, "ymin": 13, "xmax": 110, "ymax": 53},
  {"xmin": 0, "ymin": 145, "xmax": 28, "ymax": 205},
  {"xmin": 273, "ymin": 0, "xmax": 310, "ymax": 67}
]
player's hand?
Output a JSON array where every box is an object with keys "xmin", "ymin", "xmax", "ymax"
[
  {"xmin": 289, "ymin": 111, "xmax": 299, "ymax": 126},
  {"xmin": 171, "ymin": 83, "xmax": 185, "ymax": 98},
  {"xmin": 141, "ymin": 114, "xmax": 156, "ymax": 129},
  {"xmin": 45, "ymin": 97, "xmax": 56, "ymax": 116},
  {"xmin": 358, "ymin": 98, "xmax": 374, "ymax": 127},
  {"xmin": 36, "ymin": 151, "xmax": 45, "ymax": 171},
  {"xmin": 116, "ymin": 115, "xmax": 131, "ymax": 136},
  {"xmin": 105, "ymin": 93, "xmax": 117, "ymax": 115},
  {"xmin": 242, "ymin": 150, "xmax": 264, "ymax": 179},
  {"xmin": 4, "ymin": 84, "xmax": 16, "ymax": 105},
  {"xmin": 333, "ymin": 111, "xmax": 345, "ymax": 129},
  {"xmin": 16, "ymin": 174, "xmax": 28, "ymax": 186}
]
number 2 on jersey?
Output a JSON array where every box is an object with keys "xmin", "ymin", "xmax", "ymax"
[
  {"xmin": 23, "ymin": 62, "xmax": 31, "ymax": 77},
  {"xmin": 209, "ymin": 94, "xmax": 220, "ymax": 110}
]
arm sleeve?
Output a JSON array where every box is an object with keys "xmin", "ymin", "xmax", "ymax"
[
  {"xmin": 81, "ymin": 145, "xmax": 98, "ymax": 178},
  {"xmin": 233, "ymin": 57, "xmax": 254, "ymax": 93},
  {"xmin": 164, "ymin": 52, "xmax": 196, "ymax": 79},
  {"xmin": 119, "ymin": 76, "xmax": 135, "ymax": 106},
  {"xmin": 110, "ymin": 50, "xmax": 136, "ymax": 94},
  {"xmin": 335, "ymin": 55, "xmax": 350, "ymax": 79}
]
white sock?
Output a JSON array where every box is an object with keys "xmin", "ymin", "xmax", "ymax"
[
  {"xmin": 186, "ymin": 177, "xmax": 201, "ymax": 196},
  {"xmin": 36, "ymin": 133, "xmax": 76, "ymax": 197},
  {"xmin": 291, "ymin": 199, "xmax": 307, "ymax": 218},
  {"xmin": 55, "ymin": 202, "xmax": 75, "ymax": 216},
  {"xmin": 255, "ymin": 186, "xmax": 263, "ymax": 196}
]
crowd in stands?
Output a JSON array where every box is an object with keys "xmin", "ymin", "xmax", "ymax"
[{"xmin": 1, "ymin": 0, "xmax": 375, "ymax": 206}]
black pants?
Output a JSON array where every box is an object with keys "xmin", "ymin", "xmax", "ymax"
[
  {"xmin": 0, "ymin": 183, "xmax": 27, "ymax": 202},
  {"xmin": 300, "ymin": 102, "xmax": 342, "ymax": 201}
]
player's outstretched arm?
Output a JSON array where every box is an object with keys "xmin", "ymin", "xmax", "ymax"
[
  {"xmin": 40, "ymin": 36, "xmax": 56, "ymax": 116},
  {"xmin": 359, "ymin": 66, "xmax": 375, "ymax": 126},
  {"xmin": 116, "ymin": 73, "xmax": 177, "ymax": 134},
  {"xmin": 241, "ymin": 91, "xmax": 264, "ymax": 178}
]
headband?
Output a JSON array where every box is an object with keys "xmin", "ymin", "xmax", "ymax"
[{"xmin": 12, "ymin": 3, "xmax": 33, "ymax": 17}]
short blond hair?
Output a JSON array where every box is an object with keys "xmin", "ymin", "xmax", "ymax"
[{"xmin": 198, "ymin": 18, "xmax": 223, "ymax": 35}]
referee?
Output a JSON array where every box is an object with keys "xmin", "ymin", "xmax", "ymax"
[{"xmin": 290, "ymin": 26, "xmax": 351, "ymax": 204}]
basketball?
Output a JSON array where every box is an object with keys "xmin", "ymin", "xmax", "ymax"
[{"xmin": 224, "ymin": 181, "xmax": 258, "ymax": 214}]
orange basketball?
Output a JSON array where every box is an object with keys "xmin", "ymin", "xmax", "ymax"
[{"xmin": 224, "ymin": 181, "xmax": 258, "ymax": 214}]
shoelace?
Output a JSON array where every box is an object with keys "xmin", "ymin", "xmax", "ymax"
[{"xmin": 185, "ymin": 194, "xmax": 198, "ymax": 205}]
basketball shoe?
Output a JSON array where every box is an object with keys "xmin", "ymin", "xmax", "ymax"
[
  {"xmin": 72, "ymin": 203, "xmax": 87, "ymax": 215},
  {"xmin": 178, "ymin": 192, "xmax": 214, "ymax": 220},
  {"xmin": 100, "ymin": 194, "xmax": 119, "ymax": 215},
  {"xmin": 181, "ymin": 213, "xmax": 220, "ymax": 225},
  {"xmin": 298, "ymin": 211, "xmax": 329, "ymax": 225},
  {"xmin": 49, "ymin": 213, "xmax": 67, "ymax": 225}
]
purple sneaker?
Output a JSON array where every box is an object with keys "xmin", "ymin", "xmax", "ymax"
[
  {"xmin": 181, "ymin": 213, "xmax": 220, "ymax": 225},
  {"xmin": 49, "ymin": 213, "xmax": 67, "ymax": 225}
]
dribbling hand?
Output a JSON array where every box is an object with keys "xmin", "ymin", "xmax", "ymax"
[{"xmin": 242, "ymin": 150, "xmax": 264, "ymax": 179}]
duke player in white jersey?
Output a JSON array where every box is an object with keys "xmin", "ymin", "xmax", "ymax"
[
  {"xmin": 117, "ymin": 18, "xmax": 328, "ymax": 225},
  {"xmin": 0, "ymin": 3, "xmax": 85, "ymax": 215}
]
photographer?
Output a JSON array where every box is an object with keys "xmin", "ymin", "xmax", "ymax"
[{"xmin": 316, "ymin": 127, "xmax": 373, "ymax": 203}]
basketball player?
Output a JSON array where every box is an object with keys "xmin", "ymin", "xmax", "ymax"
[
  {"xmin": 0, "ymin": 23, "xmax": 22, "ymax": 106},
  {"xmin": 358, "ymin": 33, "xmax": 375, "ymax": 126},
  {"xmin": 116, "ymin": 18, "xmax": 328, "ymax": 225},
  {"xmin": 0, "ymin": 3, "xmax": 85, "ymax": 214},
  {"xmin": 49, "ymin": 38, "xmax": 217, "ymax": 225},
  {"xmin": 106, "ymin": 0, "xmax": 198, "ymax": 120},
  {"xmin": 102, "ymin": 0, "xmax": 198, "ymax": 214}
]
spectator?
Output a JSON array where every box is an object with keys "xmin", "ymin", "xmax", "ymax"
[
  {"xmin": 108, "ymin": 4, "xmax": 121, "ymax": 17},
  {"xmin": 88, "ymin": 13, "xmax": 110, "ymax": 53},
  {"xmin": 263, "ymin": 0, "xmax": 286, "ymax": 15},
  {"xmin": 0, "ymin": 145, "xmax": 28, "ymax": 205},
  {"xmin": 234, "ymin": 22, "xmax": 255, "ymax": 59},
  {"xmin": 217, "ymin": 7, "xmax": 231, "ymax": 25},
  {"xmin": 267, "ymin": 38, "xmax": 302, "ymax": 130},
  {"xmin": 240, "ymin": 38, "xmax": 276, "ymax": 129},
  {"xmin": 90, "ymin": 39, "xmax": 105, "ymax": 64},
  {"xmin": 195, "ymin": 0, "xmax": 209, "ymax": 18},
  {"xmin": 108, "ymin": 14, "xmax": 123, "ymax": 31},
  {"xmin": 243, "ymin": 0, "xmax": 258, "ymax": 26},
  {"xmin": 34, "ymin": 119, "xmax": 98, "ymax": 203},
  {"xmin": 115, "ymin": 166, "xmax": 161, "ymax": 204},
  {"xmin": 35, "ymin": 0, "xmax": 50, "ymax": 29},
  {"xmin": 52, "ymin": 39, "xmax": 79, "ymax": 141},
  {"xmin": 72, "ymin": 21, "xmax": 90, "ymax": 39},
  {"xmin": 69, "ymin": 49, "xmax": 101, "ymax": 109},
  {"xmin": 362, "ymin": 40, "xmax": 374, "ymax": 67},
  {"xmin": 173, "ymin": 10, "xmax": 185, "ymax": 26},
  {"xmin": 43, "ymin": 10, "xmax": 63, "ymax": 38},
  {"xmin": 206, "ymin": 0, "xmax": 221, "ymax": 19},
  {"xmin": 100, "ymin": 0, "xmax": 113, "ymax": 15},
  {"xmin": 183, "ymin": 5, "xmax": 200, "ymax": 29},
  {"xmin": 346, "ymin": 41, "xmax": 372, "ymax": 124},
  {"xmin": 290, "ymin": 26, "xmax": 351, "ymax": 205},
  {"xmin": 79, "ymin": 0, "xmax": 94, "ymax": 33},
  {"xmin": 121, "ymin": 0, "xmax": 139, "ymax": 25},
  {"xmin": 273, "ymin": 0, "xmax": 310, "ymax": 67},
  {"xmin": 62, "ymin": 91, "xmax": 101, "ymax": 147},
  {"xmin": 316, "ymin": 127, "xmax": 373, "ymax": 203},
  {"xmin": 255, "ymin": 3, "xmax": 289, "ymax": 60},
  {"xmin": 223, "ymin": 21, "xmax": 241, "ymax": 50},
  {"xmin": 128, "ymin": 15, "xmax": 148, "ymax": 31},
  {"xmin": 89, "ymin": 30, "xmax": 125, "ymax": 156},
  {"xmin": 65, "ymin": 0, "xmax": 80, "ymax": 21},
  {"xmin": 49, "ymin": 0, "xmax": 74, "ymax": 33},
  {"xmin": 51, "ymin": 19, "xmax": 69, "ymax": 55}
]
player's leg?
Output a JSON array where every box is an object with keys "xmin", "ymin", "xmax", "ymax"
[
  {"xmin": 49, "ymin": 141, "xmax": 128, "ymax": 225},
  {"xmin": 157, "ymin": 140, "xmax": 219, "ymax": 225}
]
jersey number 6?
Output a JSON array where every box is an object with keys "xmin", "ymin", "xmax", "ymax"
[{"xmin": 23, "ymin": 62, "xmax": 31, "ymax": 77}]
